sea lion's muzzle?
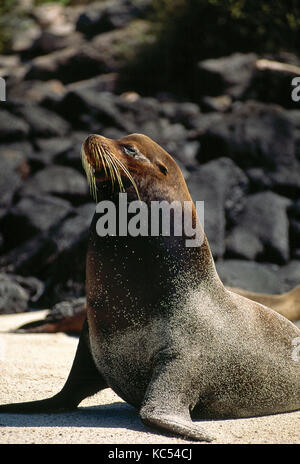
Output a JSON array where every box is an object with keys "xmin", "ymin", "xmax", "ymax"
[{"xmin": 81, "ymin": 133, "xmax": 140, "ymax": 200}]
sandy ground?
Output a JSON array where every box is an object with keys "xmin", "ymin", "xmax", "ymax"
[{"xmin": 0, "ymin": 310, "xmax": 299, "ymax": 445}]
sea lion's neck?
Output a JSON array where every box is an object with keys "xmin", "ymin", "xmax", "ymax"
[{"xmin": 86, "ymin": 205, "xmax": 220, "ymax": 318}]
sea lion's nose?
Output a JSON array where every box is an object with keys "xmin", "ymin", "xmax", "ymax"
[{"xmin": 84, "ymin": 134, "xmax": 104, "ymax": 150}]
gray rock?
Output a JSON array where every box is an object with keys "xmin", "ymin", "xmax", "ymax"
[
  {"xmin": 0, "ymin": 109, "xmax": 30, "ymax": 142},
  {"xmin": 31, "ymin": 137, "xmax": 74, "ymax": 168},
  {"xmin": 187, "ymin": 157, "xmax": 248, "ymax": 258},
  {"xmin": 76, "ymin": 0, "xmax": 148, "ymax": 37},
  {"xmin": 1, "ymin": 195, "xmax": 73, "ymax": 248},
  {"xmin": 0, "ymin": 273, "xmax": 29, "ymax": 314},
  {"xmin": 216, "ymin": 260, "xmax": 282, "ymax": 293},
  {"xmin": 225, "ymin": 228, "xmax": 264, "ymax": 261},
  {"xmin": 277, "ymin": 261, "xmax": 300, "ymax": 289},
  {"xmin": 16, "ymin": 105, "xmax": 70, "ymax": 138},
  {"xmin": 197, "ymin": 53, "xmax": 257, "ymax": 99},
  {"xmin": 198, "ymin": 101, "xmax": 296, "ymax": 169},
  {"xmin": 20, "ymin": 165, "xmax": 89, "ymax": 203},
  {"xmin": 0, "ymin": 147, "xmax": 29, "ymax": 218},
  {"xmin": 245, "ymin": 58, "xmax": 300, "ymax": 109},
  {"xmin": 227, "ymin": 191, "xmax": 291, "ymax": 264},
  {"xmin": 25, "ymin": 45, "xmax": 109, "ymax": 84}
]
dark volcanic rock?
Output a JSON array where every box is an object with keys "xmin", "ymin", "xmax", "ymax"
[
  {"xmin": 16, "ymin": 105, "xmax": 70, "ymax": 138},
  {"xmin": 19, "ymin": 165, "xmax": 89, "ymax": 203},
  {"xmin": 277, "ymin": 261, "xmax": 300, "ymax": 289},
  {"xmin": 1, "ymin": 195, "xmax": 73, "ymax": 249},
  {"xmin": 196, "ymin": 53, "xmax": 257, "ymax": 99},
  {"xmin": 25, "ymin": 45, "xmax": 110, "ymax": 84},
  {"xmin": 0, "ymin": 209, "xmax": 93, "ymax": 304},
  {"xmin": 0, "ymin": 109, "xmax": 30, "ymax": 142},
  {"xmin": 0, "ymin": 273, "xmax": 29, "ymax": 314},
  {"xmin": 54, "ymin": 132, "xmax": 87, "ymax": 172},
  {"xmin": 30, "ymin": 137, "xmax": 74, "ymax": 169},
  {"xmin": 0, "ymin": 273, "xmax": 43, "ymax": 314},
  {"xmin": 36, "ymin": 212, "xmax": 93, "ymax": 305},
  {"xmin": 58, "ymin": 89, "xmax": 133, "ymax": 131},
  {"xmin": 198, "ymin": 101, "xmax": 296, "ymax": 170},
  {"xmin": 0, "ymin": 147, "xmax": 30, "ymax": 219},
  {"xmin": 187, "ymin": 157, "xmax": 249, "ymax": 258},
  {"xmin": 244, "ymin": 57, "xmax": 300, "ymax": 109},
  {"xmin": 8, "ymin": 79, "xmax": 65, "ymax": 103},
  {"xmin": 225, "ymin": 228, "xmax": 264, "ymax": 261},
  {"xmin": 76, "ymin": 0, "xmax": 149, "ymax": 37},
  {"xmin": 0, "ymin": 234, "xmax": 56, "ymax": 276},
  {"xmin": 216, "ymin": 260, "xmax": 282, "ymax": 293},
  {"xmin": 226, "ymin": 191, "xmax": 291, "ymax": 264}
]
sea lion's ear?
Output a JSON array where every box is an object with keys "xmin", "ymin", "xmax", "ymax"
[{"xmin": 157, "ymin": 163, "xmax": 168, "ymax": 175}]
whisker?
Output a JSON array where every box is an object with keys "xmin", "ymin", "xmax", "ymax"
[
  {"xmin": 81, "ymin": 145, "xmax": 97, "ymax": 201},
  {"xmin": 104, "ymin": 149, "xmax": 125, "ymax": 194},
  {"xmin": 110, "ymin": 154, "xmax": 141, "ymax": 200},
  {"xmin": 81, "ymin": 140, "xmax": 140, "ymax": 201}
]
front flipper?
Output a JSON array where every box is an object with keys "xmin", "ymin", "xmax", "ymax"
[
  {"xmin": 140, "ymin": 354, "xmax": 213, "ymax": 442},
  {"xmin": 0, "ymin": 319, "xmax": 107, "ymax": 413}
]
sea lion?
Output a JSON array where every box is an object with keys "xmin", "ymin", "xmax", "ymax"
[
  {"xmin": 14, "ymin": 284, "xmax": 300, "ymax": 334},
  {"xmin": 0, "ymin": 133, "xmax": 299, "ymax": 442}
]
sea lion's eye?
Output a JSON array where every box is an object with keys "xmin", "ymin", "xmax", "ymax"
[
  {"xmin": 158, "ymin": 164, "xmax": 168, "ymax": 175},
  {"xmin": 123, "ymin": 145, "xmax": 137, "ymax": 156}
]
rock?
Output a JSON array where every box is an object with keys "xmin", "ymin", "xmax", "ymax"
[
  {"xmin": 225, "ymin": 228, "xmax": 264, "ymax": 261},
  {"xmin": 187, "ymin": 157, "xmax": 249, "ymax": 258},
  {"xmin": 58, "ymin": 89, "xmax": 133, "ymax": 131},
  {"xmin": 25, "ymin": 45, "xmax": 108, "ymax": 84},
  {"xmin": 160, "ymin": 101, "xmax": 202, "ymax": 129},
  {"xmin": 8, "ymin": 79, "xmax": 65, "ymax": 103},
  {"xmin": 24, "ymin": 30, "xmax": 83, "ymax": 58},
  {"xmin": 32, "ymin": 2, "xmax": 76, "ymax": 34},
  {"xmin": 267, "ymin": 167, "xmax": 300, "ymax": 199},
  {"xmin": 11, "ymin": 275, "xmax": 45, "ymax": 304},
  {"xmin": 246, "ymin": 165, "xmax": 300, "ymax": 199},
  {"xmin": 200, "ymin": 95, "xmax": 232, "ymax": 113},
  {"xmin": 0, "ymin": 210, "xmax": 92, "ymax": 304},
  {"xmin": 91, "ymin": 18, "xmax": 151, "ymax": 72},
  {"xmin": 15, "ymin": 105, "xmax": 70, "ymax": 138},
  {"xmin": 198, "ymin": 101, "xmax": 297, "ymax": 170},
  {"xmin": 0, "ymin": 233, "xmax": 56, "ymax": 276},
  {"xmin": 196, "ymin": 53, "xmax": 257, "ymax": 99},
  {"xmin": 290, "ymin": 219, "xmax": 300, "ymax": 256},
  {"xmin": 0, "ymin": 271, "xmax": 43, "ymax": 314},
  {"xmin": 0, "ymin": 273, "xmax": 30, "ymax": 314},
  {"xmin": 289, "ymin": 199, "xmax": 300, "ymax": 219},
  {"xmin": 30, "ymin": 137, "xmax": 74, "ymax": 169},
  {"xmin": 76, "ymin": 0, "xmax": 150, "ymax": 37},
  {"xmin": 19, "ymin": 165, "xmax": 89, "ymax": 204},
  {"xmin": 11, "ymin": 18, "xmax": 41, "ymax": 54},
  {"xmin": 25, "ymin": 19, "xmax": 150, "ymax": 84},
  {"xmin": 245, "ymin": 168, "xmax": 273, "ymax": 191},
  {"xmin": 55, "ymin": 132, "xmax": 87, "ymax": 172},
  {"xmin": 216, "ymin": 260, "xmax": 282, "ymax": 293},
  {"xmin": 245, "ymin": 58, "xmax": 300, "ymax": 109},
  {"xmin": 0, "ymin": 109, "xmax": 30, "ymax": 142},
  {"xmin": 76, "ymin": 203, "xmax": 96, "ymax": 221},
  {"xmin": 277, "ymin": 261, "xmax": 300, "ymax": 290},
  {"xmin": 36, "ymin": 212, "xmax": 92, "ymax": 305},
  {"xmin": 0, "ymin": 147, "xmax": 30, "ymax": 219},
  {"xmin": 226, "ymin": 191, "xmax": 291, "ymax": 264},
  {"xmin": 1, "ymin": 194, "xmax": 73, "ymax": 249},
  {"xmin": 66, "ymin": 73, "xmax": 120, "ymax": 95},
  {"xmin": 286, "ymin": 110, "xmax": 300, "ymax": 129}
]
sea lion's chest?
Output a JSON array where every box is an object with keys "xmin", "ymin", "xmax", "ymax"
[{"xmin": 88, "ymin": 319, "xmax": 168, "ymax": 407}]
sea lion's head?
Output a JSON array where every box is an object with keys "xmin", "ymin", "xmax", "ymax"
[{"xmin": 81, "ymin": 133, "xmax": 192, "ymax": 204}]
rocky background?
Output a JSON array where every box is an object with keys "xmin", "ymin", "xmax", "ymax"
[{"xmin": 0, "ymin": 0, "xmax": 300, "ymax": 314}]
